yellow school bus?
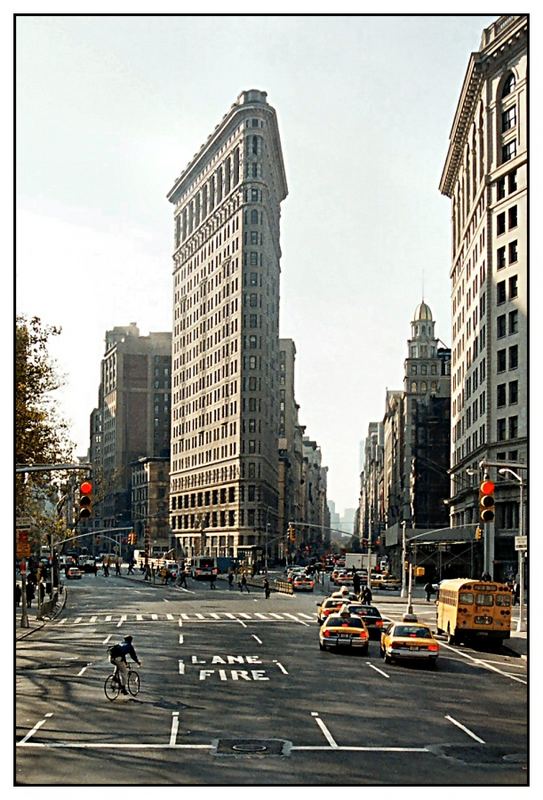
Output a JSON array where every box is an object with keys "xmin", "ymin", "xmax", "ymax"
[{"xmin": 436, "ymin": 579, "xmax": 512, "ymax": 645}]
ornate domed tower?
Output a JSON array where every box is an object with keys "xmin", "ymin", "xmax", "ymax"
[{"xmin": 402, "ymin": 300, "xmax": 451, "ymax": 529}]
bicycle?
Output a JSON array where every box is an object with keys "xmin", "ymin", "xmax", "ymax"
[{"xmin": 104, "ymin": 663, "xmax": 141, "ymax": 701}]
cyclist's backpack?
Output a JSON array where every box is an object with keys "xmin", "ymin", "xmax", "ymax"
[{"xmin": 108, "ymin": 643, "xmax": 123, "ymax": 659}]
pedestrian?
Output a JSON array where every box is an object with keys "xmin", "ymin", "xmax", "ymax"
[
  {"xmin": 424, "ymin": 582, "xmax": 433, "ymax": 602},
  {"xmin": 127, "ymin": 559, "xmax": 135, "ymax": 575},
  {"xmin": 93, "ymin": 563, "xmax": 98, "ymax": 577},
  {"xmin": 513, "ymin": 581, "xmax": 520, "ymax": 606},
  {"xmin": 140, "ymin": 560, "xmax": 145, "ymax": 574},
  {"xmin": 160, "ymin": 566, "xmax": 167, "ymax": 584},
  {"xmin": 228, "ymin": 571, "xmax": 234, "ymax": 590},
  {"xmin": 264, "ymin": 577, "xmax": 270, "ymax": 599},
  {"xmin": 481, "ymin": 571, "xmax": 491, "ymax": 581},
  {"xmin": 26, "ymin": 580, "xmax": 35, "ymax": 608},
  {"xmin": 178, "ymin": 568, "xmax": 188, "ymax": 588},
  {"xmin": 38, "ymin": 581, "xmax": 45, "ymax": 605},
  {"xmin": 145, "ymin": 564, "xmax": 151, "ymax": 582},
  {"xmin": 210, "ymin": 572, "xmax": 216, "ymax": 589},
  {"xmin": 240, "ymin": 574, "xmax": 250, "ymax": 593},
  {"xmin": 151, "ymin": 564, "xmax": 156, "ymax": 584},
  {"xmin": 352, "ymin": 571, "xmax": 361, "ymax": 595},
  {"xmin": 115, "ymin": 559, "xmax": 121, "ymax": 576},
  {"xmin": 15, "ymin": 583, "xmax": 21, "ymax": 607},
  {"xmin": 103, "ymin": 559, "xmax": 110, "ymax": 577},
  {"xmin": 362, "ymin": 585, "xmax": 372, "ymax": 605}
]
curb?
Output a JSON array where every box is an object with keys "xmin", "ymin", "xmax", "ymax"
[{"xmin": 15, "ymin": 588, "xmax": 68, "ymax": 641}]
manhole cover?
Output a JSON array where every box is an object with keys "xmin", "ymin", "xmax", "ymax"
[
  {"xmin": 428, "ymin": 744, "xmax": 527, "ymax": 768},
  {"xmin": 212, "ymin": 738, "xmax": 292, "ymax": 757}
]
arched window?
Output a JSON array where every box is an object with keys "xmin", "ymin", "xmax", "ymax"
[
  {"xmin": 502, "ymin": 73, "xmax": 516, "ymax": 98},
  {"xmin": 411, "ymin": 382, "xmax": 417, "ymax": 393}
]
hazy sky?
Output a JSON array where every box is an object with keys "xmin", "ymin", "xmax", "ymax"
[{"xmin": 16, "ymin": 11, "xmax": 498, "ymax": 513}]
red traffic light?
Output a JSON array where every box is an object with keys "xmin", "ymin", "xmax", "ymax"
[
  {"xmin": 480, "ymin": 480, "xmax": 495, "ymax": 495},
  {"xmin": 80, "ymin": 481, "xmax": 93, "ymax": 495}
]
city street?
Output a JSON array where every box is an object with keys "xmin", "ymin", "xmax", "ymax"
[{"xmin": 16, "ymin": 572, "xmax": 527, "ymax": 785}]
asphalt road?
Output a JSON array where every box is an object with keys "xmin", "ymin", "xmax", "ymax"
[{"xmin": 15, "ymin": 572, "xmax": 528, "ymax": 785}]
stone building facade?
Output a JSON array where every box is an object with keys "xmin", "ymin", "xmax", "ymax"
[
  {"xmin": 167, "ymin": 90, "xmax": 288, "ymax": 562},
  {"xmin": 439, "ymin": 15, "xmax": 527, "ymax": 580},
  {"xmin": 131, "ymin": 457, "xmax": 170, "ymax": 554},
  {"xmin": 89, "ymin": 324, "xmax": 171, "ymax": 531}
]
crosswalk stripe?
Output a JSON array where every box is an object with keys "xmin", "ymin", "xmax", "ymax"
[
  {"xmin": 105, "ymin": 615, "xmax": 112, "ymax": 622},
  {"xmin": 136, "ymin": 614, "xmax": 143, "ymax": 621},
  {"xmin": 166, "ymin": 614, "xmax": 174, "ymax": 620},
  {"xmin": 270, "ymin": 613, "xmax": 284, "ymax": 619},
  {"xmin": 210, "ymin": 613, "xmax": 221, "ymax": 619},
  {"xmin": 89, "ymin": 616, "xmax": 97, "ymax": 623}
]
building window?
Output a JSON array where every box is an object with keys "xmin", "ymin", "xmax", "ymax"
[
  {"xmin": 496, "ymin": 247, "xmax": 506, "ymax": 269},
  {"xmin": 509, "ymin": 381, "xmax": 518, "ymax": 405},
  {"xmin": 509, "ymin": 241, "xmax": 518, "ymax": 264},
  {"xmin": 502, "ymin": 105, "xmax": 517, "ymax": 132},
  {"xmin": 509, "ymin": 171, "xmax": 517, "ymax": 193},
  {"xmin": 411, "ymin": 365, "xmax": 417, "ymax": 375},
  {"xmin": 497, "ymin": 213, "xmax": 506, "ymax": 235},
  {"xmin": 502, "ymin": 140, "xmax": 517, "ymax": 163},
  {"xmin": 497, "ymin": 418, "xmax": 506, "ymax": 441},
  {"xmin": 509, "ymin": 416, "xmax": 518, "ymax": 439},
  {"xmin": 497, "ymin": 384, "xmax": 506, "ymax": 407},
  {"xmin": 497, "ymin": 281, "xmax": 506, "ymax": 304},
  {"xmin": 497, "ymin": 314, "xmax": 506, "ymax": 338},
  {"xmin": 502, "ymin": 73, "xmax": 516, "ymax": 98},
  {"xmin": 497, "ymin": 349, "xmax": 506, "ymax": 372},
  {"xmin": 509, "ymin": 345, "xmax": 518, "ymax": 370},
  {"xmin": 509, "ymin": 310, "xmax": 518, "ymax": 334},
  {"xmin": 509, "ymin": 275, "xmax": 518, "ymax": 298},
  {"xmin": 508, "ymin": 206, "xmax": 518, "ymax": 228}
]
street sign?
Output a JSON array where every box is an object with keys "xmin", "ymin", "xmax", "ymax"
[
  {"xmin": 17, "ymin": 530, "xmax": 31, "ymax": 558},
  {"xmin": 515, "ymin": 535, "xmax": 527, "ymax": 551}
]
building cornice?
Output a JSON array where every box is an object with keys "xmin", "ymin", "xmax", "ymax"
[{"xmin": 439, "ymin": 15, "xmax": 527, "ymax": 198}]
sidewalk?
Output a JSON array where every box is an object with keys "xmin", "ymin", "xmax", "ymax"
[{"xmin": 15, "ymin": 589, "xmax": 67, "ymax": 641}]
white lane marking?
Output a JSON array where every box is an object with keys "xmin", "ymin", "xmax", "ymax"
[
  {"xmin": 176, "ymin": 587, "xmax": 196, "ymax": 594},
  {"xmin": 103, "ymin": 634, "xmax": 112, "ymax": 645},
  {"xmin": 178, "ymin": 660, "xmax": 185, "ymax": 675},
  {"xmin": 89, "ymin": 616, "xmax": 97, "ymax": 623},
  {"xmin": 77, "ymin": 665, "xmax": 89, "ymax": 677},
  {"xmin": 445, "ymin": 715, "xmax": 485, "ymax": 744},
  {"xmin": 440, "ymin": 642, "xmax": 527, "ymax": 684},
  {"xmin": 16, "ymin": 742, "xmax": 428, "ymax": 752},
  {"xmin": 299, "ymin": 613, "xmax": 314, "ymax": 620},
  {"xmin": 163, "ymin": 598, "xmax": 170, "ymax": 604},
  {"xmin": 237, "ymin": 619, "xmax": 247, "ymax": 628},
  {"xmin": 136, "ymin": 614, "xmax": 144, "ymax": 621},
  {"xmin": 167, "ymin": 614, "xmax": 174, "ymax": 620},
  {"xmin": 285, "ymin": 613, "xmax": 309, "ymax": 627},
  {"xmin": 311, "ymin": 713, "xmax": 337, "ymax": 748},
  {"xmin": 366, "ymin": 662, "xmax": 390, "ymax": 679},
  {"xmin": 105, "ymin": 615, "xmax": 112, "ymax": 622},
  {"xmin": 57, "ymin": 618, "xmax": 67, "ymax": 625},
  {"xmin": 179, "ymin": 634, "xmax": 184, "ymax": 644},
  {"xmin": 117, "ymin": 615, "xmax": 126, "ymax": 628},
  {"xmin": 169, "ymin": 713, "xmax": 179, "ymax": 746},
  {"xmin": 274, "ymin": 661, "xmax": 288, "ymax": 675},
  {"xmin": 251, "ymin": 635, "xmax": 263, "ymax": 645},
  {"xmin": 19, "ymin": 713, "xmax": 54, "ymax": 745},
  {"xmin": 74, "ymin": 617, "xmax": 82, "ymax": 624},
  {"xmin": 292, "ymin": 746, "xmax": 430, "ymax": 752},
  {"xmin": 151, "ymin": 614, "xmax": 158, "ymax": 620},
  {"xmin": 178, "ymin": 618, "xmax": 183, "ymax": 627}
]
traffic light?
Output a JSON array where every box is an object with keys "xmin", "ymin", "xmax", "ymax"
[
  {"xmin": 479, "ymin": 479, "xmax": 495, "ymax": 523},
  {"xmin": 78, "ymin": 480, "xmax": 93, "ymax": 520},
  {"xmin": 474, "ymin": 526, "xmax": 484, "ymax": 541},
  {"xmin": 288, "ymin": 524, "xmax": 296, "ymax": 543}
]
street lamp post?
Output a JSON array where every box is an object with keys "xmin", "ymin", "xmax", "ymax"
[
  {"xmin": 400, "ymin": 521, "xmax": 407, "ymax": 598},
  {"xmin": 498, "ymin": 467, "xmax": 526, "ymax": 633}
]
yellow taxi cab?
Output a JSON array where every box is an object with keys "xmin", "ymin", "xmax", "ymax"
[
  {"xmin": 379, "ymin": 621, "xmax": 439, "ymax": 667},
  {"xmin": 316, "ymin": 597, "xmax": 345, "ymax": 624},
  {"xmin": 319, "ymin": 608, "xmax": 369, "ymax": 654}
]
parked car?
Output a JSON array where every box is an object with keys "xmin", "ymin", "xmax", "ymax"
[{"xmin": 379, "ymin": 575, "xmax": 402, "ymax": 591}]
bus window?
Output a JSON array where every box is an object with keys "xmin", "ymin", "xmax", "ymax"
[
  {"xmin": 475, "ymin": 593, "xmax": 494, "ymax": 606},
  {"xmin": 459, "ymin": 592, "xmax": 474, "ymax": 604},
  {"xmin": 496, "ymin": 594, "xmax": 511, "ymax": 607}
]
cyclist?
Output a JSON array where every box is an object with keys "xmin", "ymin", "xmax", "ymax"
[{"xmin": 109, "ymin": 635, "xmax": 141, "ymax": 695}]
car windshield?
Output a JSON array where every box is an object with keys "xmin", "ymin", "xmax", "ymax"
[
  {"xmin": 326, "ymin": 616, "xmax": 363, "ymax": 628},
  {"xmin": 324, "ymin": 600, "xmax": 341, "ymax": 609},
  {"xmin": 394, "ymin": 626, "xmax": 432, "ymax": 638},
  {"xmin": 348, "ymin": 605, "xmax": 379, "ymax": 616}
]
